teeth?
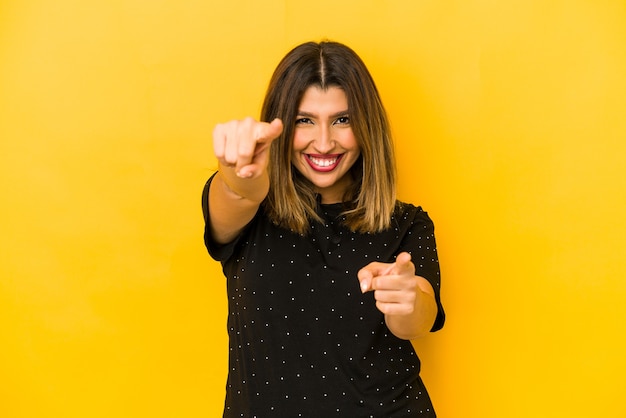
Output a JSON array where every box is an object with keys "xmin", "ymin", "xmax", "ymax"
[{"xmin": 308, "ymin": 156, "xmax": 338, "ymax": 167}]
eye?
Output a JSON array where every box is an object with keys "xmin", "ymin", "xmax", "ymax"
[
  {"xmin": 295, "ymin": 117, "xmax": 313, "ymax": 125},
  {"xmin": 334, "ymin": 116, "xmax": 350, "ymax": 125}
]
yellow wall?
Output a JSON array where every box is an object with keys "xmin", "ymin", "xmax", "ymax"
[{"xmin": 1, "ymin": 1, "xmax": 625, "ymax": 417}]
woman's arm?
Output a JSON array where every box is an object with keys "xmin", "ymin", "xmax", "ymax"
[{"xmin": 207, "ymin": 117, "xmax": 283, "ymax": 244}]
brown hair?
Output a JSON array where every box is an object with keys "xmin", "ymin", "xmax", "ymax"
[{"xmin": 261, "ymin": 41, "xmax": 396, "ymax": 234}]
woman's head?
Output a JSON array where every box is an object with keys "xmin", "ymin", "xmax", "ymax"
[{"xmin": 262, "ymin": 41, "xmax": 397, "ymax": 234}]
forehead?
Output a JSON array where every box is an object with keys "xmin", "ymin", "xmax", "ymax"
[{"xmin": 298, "ymin": 86, "xmax": 348, "ymax": 113}]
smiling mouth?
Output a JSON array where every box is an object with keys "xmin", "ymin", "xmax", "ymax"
[{"xmin": 305, "ymin": 154, "xmax": 343, "ymax": 172}]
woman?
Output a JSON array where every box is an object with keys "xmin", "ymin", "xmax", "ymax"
[{"xmin": 203, "ymin": 41, "xmax": 445, "ymax": 417}]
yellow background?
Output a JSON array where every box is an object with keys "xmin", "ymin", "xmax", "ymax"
[{"xmin": 1, "ymin": 1, "xmax": 625, "ymax": 417}]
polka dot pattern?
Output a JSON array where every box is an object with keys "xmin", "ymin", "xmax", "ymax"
[{"xmin": 204, "ymin": 184, "xmax": 444, "ymax": 417}]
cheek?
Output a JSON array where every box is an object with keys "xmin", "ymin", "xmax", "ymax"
[
  {"xmin": 342, "ymin": 131, "xmax": 359, "ymax": 151},
  {"xmin": 292, "ymin": 131, "xmax": 307, "ymax": 152},
  {"xmin": 336, "ymin": 127, "xmax": 357, "ymax": 145}
]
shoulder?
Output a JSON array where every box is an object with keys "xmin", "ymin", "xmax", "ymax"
[{"xmin": 393, "ymin": 201, "xmax": 434, "ymax": 226}]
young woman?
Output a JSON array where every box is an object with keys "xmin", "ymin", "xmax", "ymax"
[{"xmin": 203, "ymin": 41, "xmax": 445, "ymax": 417}]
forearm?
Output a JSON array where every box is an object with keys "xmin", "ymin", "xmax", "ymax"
[
  {"xmin": 208, "ymin": 166, "xmax": 269, "ymax": 244},
  {"xmin": 385, "ymin": 277, "xmax": 438, "ymax": 340}
]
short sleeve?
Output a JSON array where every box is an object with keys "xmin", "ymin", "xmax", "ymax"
[
  {"xmin": 201, "ymin": 172, "xmax": 255, "ymax": 263},
  {"xmin": 398, "ymin": 205, "xmax": 445, "ymax": 332}
]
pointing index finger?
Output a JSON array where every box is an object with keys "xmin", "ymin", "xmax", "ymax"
[{"xmin": 358, "ymin": 252, "xmax": 414, "ymax": 293}]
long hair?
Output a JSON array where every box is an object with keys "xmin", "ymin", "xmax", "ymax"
[{"xmin": 261, "ymin": 41, "xmax": 397, "ymax": 234}]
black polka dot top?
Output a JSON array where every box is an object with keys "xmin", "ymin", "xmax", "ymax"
[{"xmin": 202, "ymin": 177, "xmax": 445, "ymax": 417}]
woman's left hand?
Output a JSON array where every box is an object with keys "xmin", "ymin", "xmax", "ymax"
[{"xmin": 357, "ymin": 252, "xmax": 419, "ymax": 316}]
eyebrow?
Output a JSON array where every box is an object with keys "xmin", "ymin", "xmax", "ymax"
[{"xmin": 296, "ymin": 110, "xmax": 350, "ymax": 119}]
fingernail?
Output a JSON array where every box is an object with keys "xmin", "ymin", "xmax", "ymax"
[{"xmin": 360, "ymin": 281, "xmax": 368, "ymax": 293}]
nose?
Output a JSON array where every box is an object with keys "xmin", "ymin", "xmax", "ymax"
[{"xmin": 313, "ymin": 125, "xmax": 334, "ymax": 154}]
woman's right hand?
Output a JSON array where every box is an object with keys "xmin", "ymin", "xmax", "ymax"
[{"xmin": 212, "ymin": 117, "xmax": 284, "ymax": 179}]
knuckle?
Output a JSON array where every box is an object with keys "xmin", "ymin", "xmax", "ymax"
[{"xmin": 238, "ymin": 142, "xmax": 255, "ymax": 157}]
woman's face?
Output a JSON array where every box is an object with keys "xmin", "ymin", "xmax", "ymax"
[{"xmin": 291, "ymin": 85, "xmax": 361, "ymax": 204}]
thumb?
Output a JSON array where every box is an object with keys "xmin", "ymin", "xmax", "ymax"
[
  {"xmin": 268, "ymin": 118, "xmax": 284, "ymax": 138},
  {"xmin": 237, "ymin": 119, "xmax": 283, "ymax": 178},
  {"xmin": 255, "ymin": 118, "xmax": 283, "ymax": 149}
]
